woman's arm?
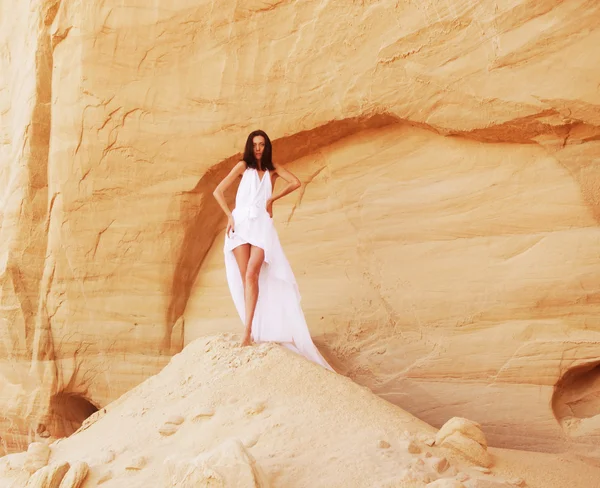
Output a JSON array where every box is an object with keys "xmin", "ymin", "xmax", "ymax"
[
  {"xmin": 270, "ymin": 164, "xmax": 301, "ymax": 202},
  {"xmin": 213, "ymin": 160, "xmax": 246, "ymax": 218},
  {"xmin": 266, "ymin": 164, "xmax": 301, "ymax": 217}
]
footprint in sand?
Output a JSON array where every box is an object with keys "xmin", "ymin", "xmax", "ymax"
[
  {"xmin": 158, "ymin": 416, "xmax": 184, "ymax": 436},
  {"xmin": 190, "ymin": 407, "xmax": 215, "ymax": 422}
]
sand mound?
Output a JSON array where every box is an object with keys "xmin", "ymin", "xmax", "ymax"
[{"xmin": 1, "ymin": 335, "xmax": 598, "ymax": 487}]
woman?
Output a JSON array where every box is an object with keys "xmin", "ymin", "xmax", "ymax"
[{"xmin": 213, "ymin": 130, "xmax": 333, "ymax": 371}]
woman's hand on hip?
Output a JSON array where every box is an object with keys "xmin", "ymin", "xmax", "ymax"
[
  {"xmin": 226, "ymin": 216, "xmax": 235, "ymax": 237},
  {"xmin": 266, "ymin": 199, "xmax": 273, "ymax": 218}
]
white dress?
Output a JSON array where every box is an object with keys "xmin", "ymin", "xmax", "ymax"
[{"xmin": 224, "ymin": 167, "xmax": 333, "ymax": 371}]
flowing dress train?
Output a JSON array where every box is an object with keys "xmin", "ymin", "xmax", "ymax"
[{"xmin": 223, "ymin": 167, "xmax": 333, "ymax": 371}]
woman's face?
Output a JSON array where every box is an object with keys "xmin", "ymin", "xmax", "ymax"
[{"xmin": 253, "ymin": 135, "xmax": 266, "ymax": 162}]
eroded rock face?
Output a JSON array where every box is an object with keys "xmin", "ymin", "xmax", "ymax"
[
  {"xmin": 188, "ymin": 123, "xmax": 600, "ymax": 456},
  {"xmin": 1, "ymin": 0, "xmax": 599, "ymax": 455}
]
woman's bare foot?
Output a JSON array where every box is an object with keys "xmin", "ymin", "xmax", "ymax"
[{"xmin": 241, "ymin": 329, "xmax": 253, "ymax": 347}]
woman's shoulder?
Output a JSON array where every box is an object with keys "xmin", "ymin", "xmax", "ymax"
[{"xmin": 235, "ymin": 160, "xmax": 249, "ymax": 172}]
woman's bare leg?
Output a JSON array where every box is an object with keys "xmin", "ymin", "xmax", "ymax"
[
  {"xmin": 241, "ymin": 245, "xmax": 265, "ymax": 346},
  {"xmin": 232, "ymin": 244, "xmax": 250, "ymax": 288},
  {"xmin": 232, "ymin": 244, "xmax": 251, "ymax": 345}
]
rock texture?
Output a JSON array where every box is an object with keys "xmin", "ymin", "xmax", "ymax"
[
  {"xmin": 24, "ymin": 443, "xmax": 52, "ymax": 475},
  {"xmin": 0, "ymin": 0, "xmax": 599, "ymax": 465},
  {"xmin": 435, "ymin": 418, "xmax": 491, "ymax": 468},
  {"xmin": 25, "ymin": 461, "xmax": 70, "ymax": 488},
  {"xmin": 58, "ymin": 461, "xmax": 89, "ymax": 488},
  {"xmin": 1, "ymin": 336, "xmax": 597, "ymax": 488}
]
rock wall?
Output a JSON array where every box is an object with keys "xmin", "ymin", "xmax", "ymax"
[{"xmin": 1, "ymin": 0, "xmax": 599, "ymax": 458}]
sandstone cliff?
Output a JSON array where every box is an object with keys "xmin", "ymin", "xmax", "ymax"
[{"xmin": 0, "ymin": 0, "xmax": 599, "ymax": 464}]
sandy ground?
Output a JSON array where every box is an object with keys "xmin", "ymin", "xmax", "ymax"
[{"xmin": 1, "ymin": 335, "xmax": 599, "ymax": 487}]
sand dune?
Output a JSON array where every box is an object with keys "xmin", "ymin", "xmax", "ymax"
[{"xmin": 1, "ymin": 336, "xmax": 599, "ymax": 487}]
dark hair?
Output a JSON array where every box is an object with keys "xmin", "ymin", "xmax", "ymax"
[{"xmin": 243, "ymin": 130, "xmax": 275, "ymax": 171}]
